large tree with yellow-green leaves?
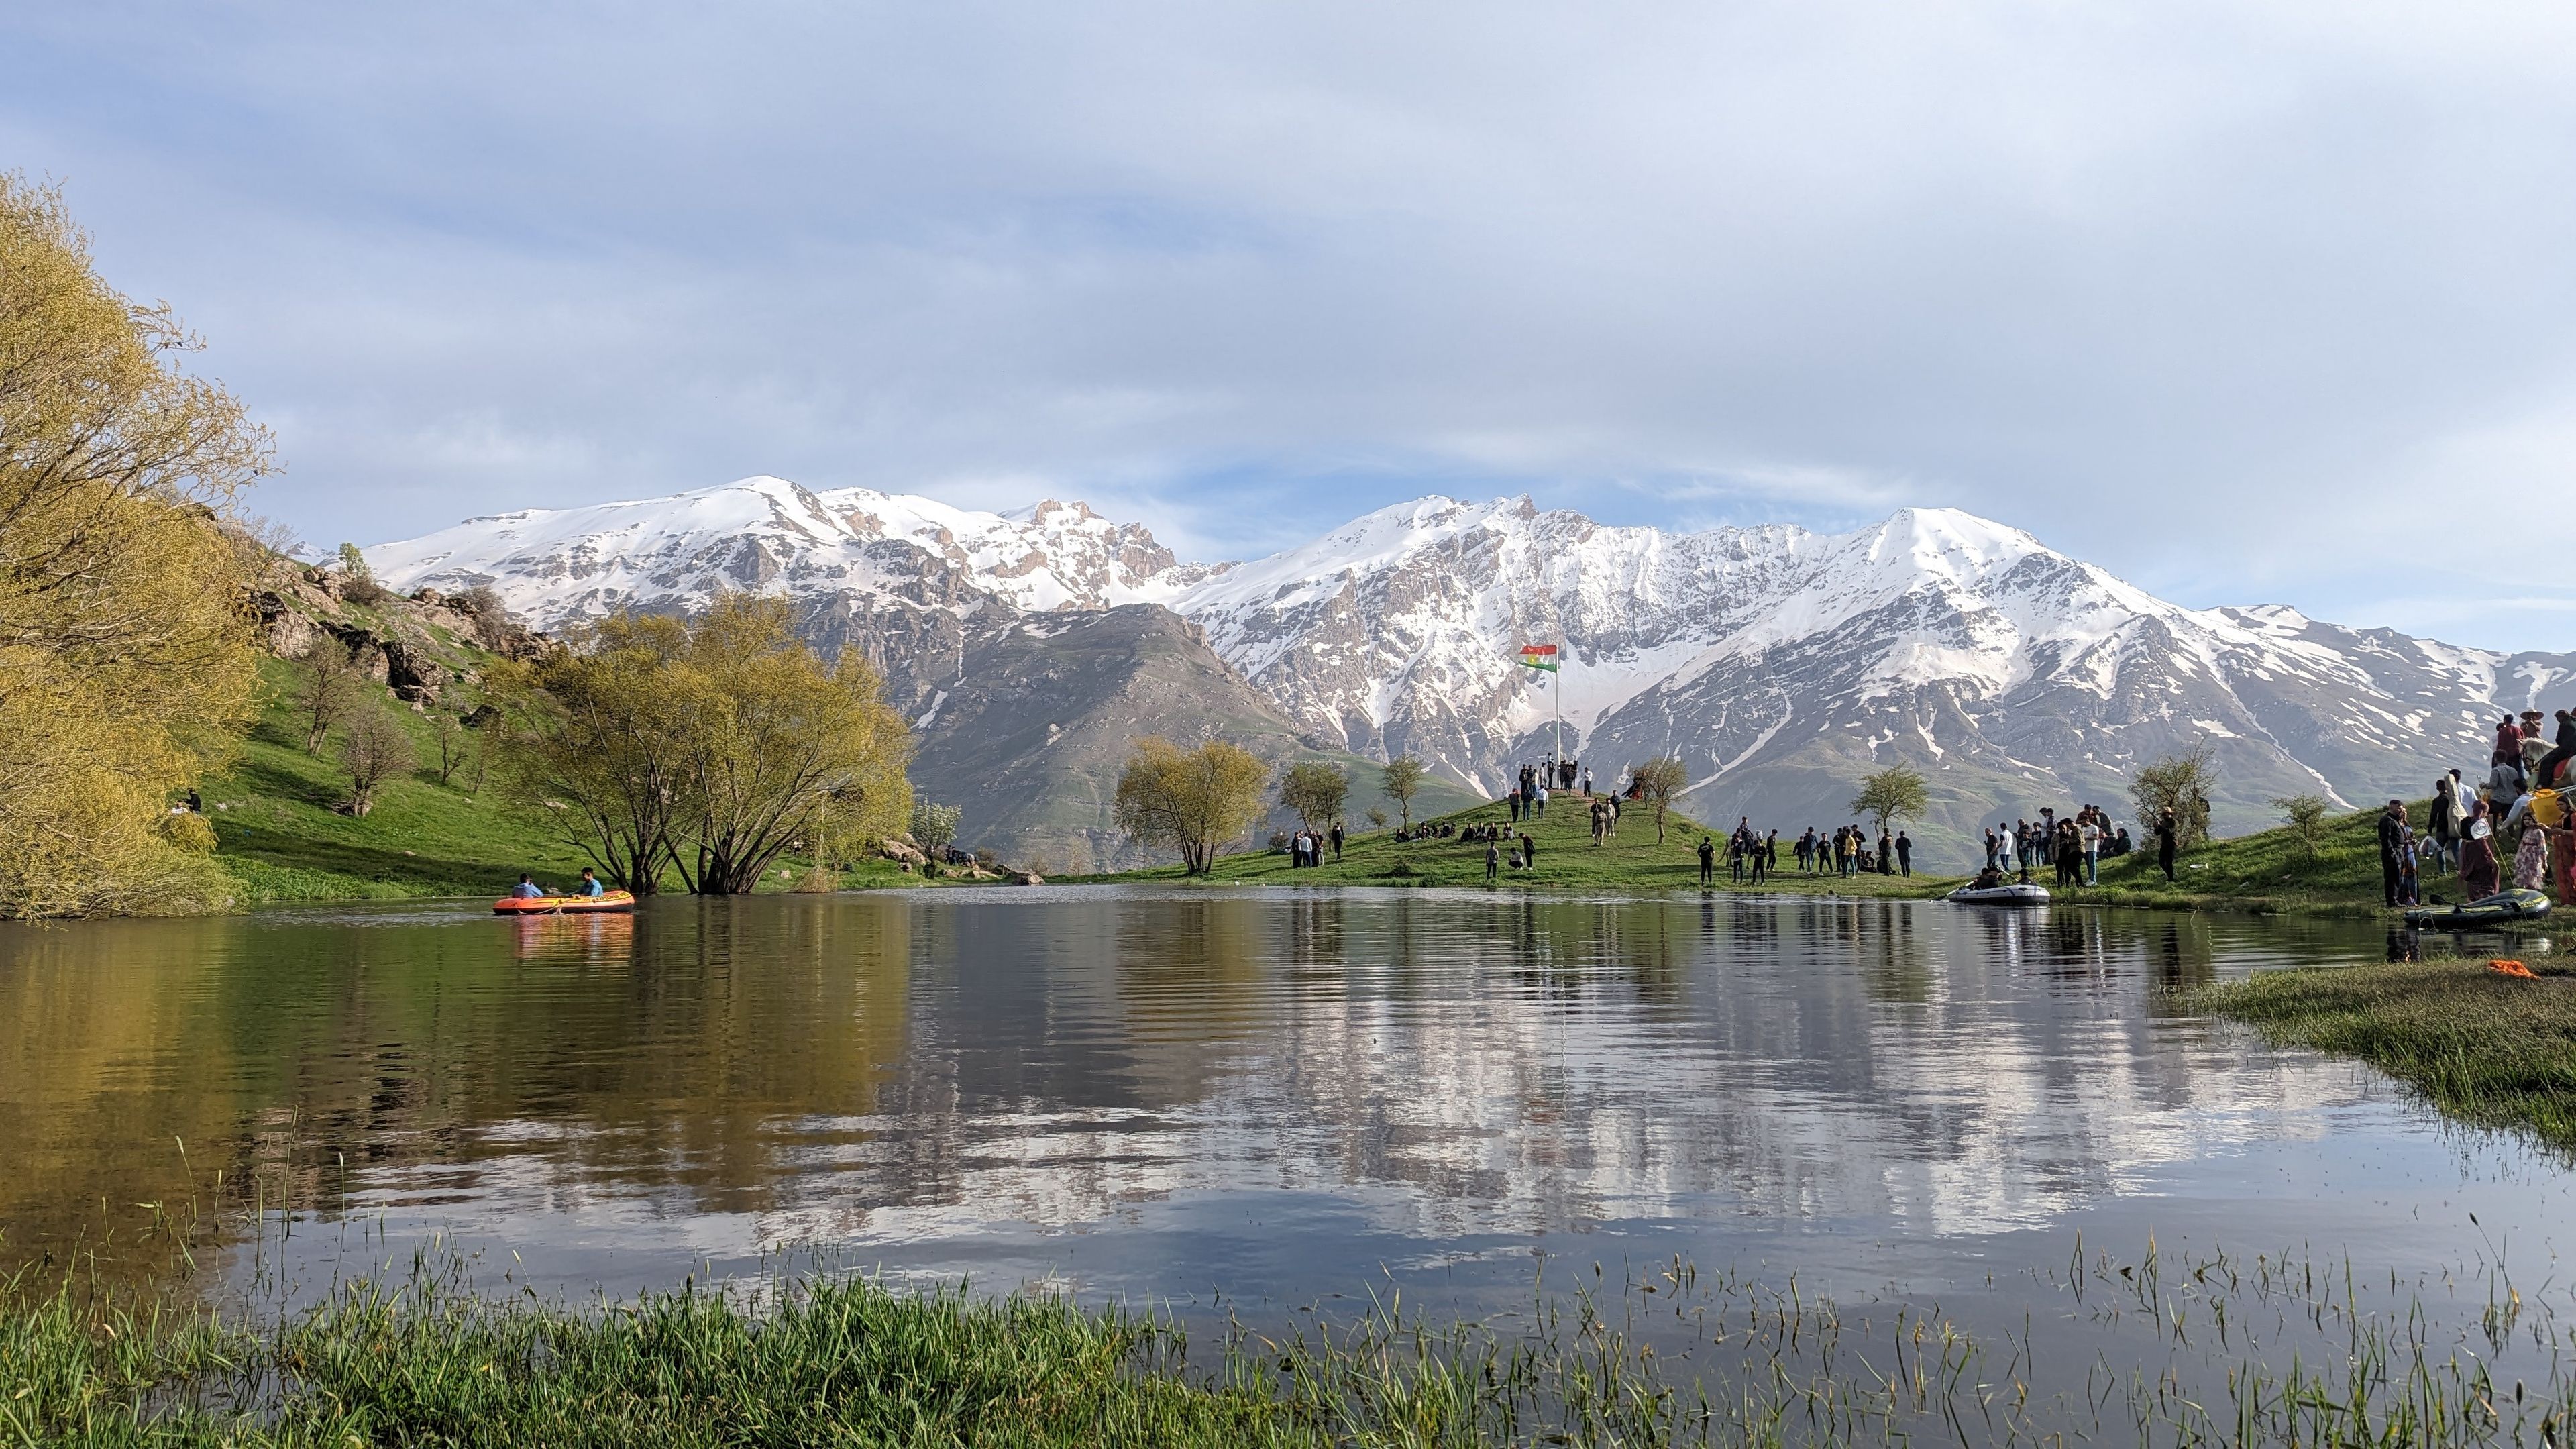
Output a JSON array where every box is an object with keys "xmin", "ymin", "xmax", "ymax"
[
  {"xmin": 1114, "ymin": 737, "xmax": 1271, "ymax": 874},
  {"xmin": 0, "ymin": 174, "xmax": 270, "ymax": 916},
  {"xmin": 492, "ymin": 594, "xmax": 914, "ymax": 894}
]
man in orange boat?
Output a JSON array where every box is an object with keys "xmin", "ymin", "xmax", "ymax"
[
  {"xmin": 577, "ymin": 868, "xmax": 605, "ymax": 898},
  {"xmin": 511, "ymin": 874, "xmax": 545, "ymax": 899}
]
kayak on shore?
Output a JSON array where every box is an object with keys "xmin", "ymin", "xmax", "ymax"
[
  {"xmin": 2404, "ymin": 888, "xmax": 2551, "ymax": 928},
  {"xmin": 1948, "ymin": 882, "xmax": 2051, "ymax": 905},
  {"xmin": 494, "ymin": 890, "xmax": 637, "ymax": 916}
]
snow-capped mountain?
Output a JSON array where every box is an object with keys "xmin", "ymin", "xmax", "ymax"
[
  {"xmin": 368, "ymin": 478, "xmax": 2576, "ymax": 861},
  {"xmin": 370, "ymin": 474, "xmax": 1213, "ymax": 621}
]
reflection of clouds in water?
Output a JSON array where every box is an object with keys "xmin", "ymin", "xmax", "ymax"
[{"xmin": 346, "ymin": 896, "xmax": 2412, "ymax": 1260}]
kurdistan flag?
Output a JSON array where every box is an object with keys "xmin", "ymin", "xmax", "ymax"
[{"xmin": 1518, "ymin": 643, "xmax": 1560, "ymax": 672}]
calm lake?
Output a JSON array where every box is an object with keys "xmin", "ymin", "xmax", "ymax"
[{"xmin": 7, "ymin": 888, "xmax": 2570, "ymax": 1429}]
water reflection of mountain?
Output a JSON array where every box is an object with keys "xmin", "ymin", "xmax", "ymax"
[
  {"xmin": 0, "ymin": 893, "xmax": 2393, "ymax": 1276},
  {"xmin": 758, "ymin": 894, "xmax": 2385, "ymax": 1248}
]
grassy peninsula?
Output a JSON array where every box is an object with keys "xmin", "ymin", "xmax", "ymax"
[
  {"xmin": 2185, "ymin": 951, "xmax": 2576, "ymax": 1152},
  {"xmin": 1088, "ymin": 794, "xmax": 1956, "ymax": 898}
]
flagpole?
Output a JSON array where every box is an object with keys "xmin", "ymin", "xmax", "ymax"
[{"xmin": 1554, "ymin": 647, "xmax": 1564, "ymax": 772}]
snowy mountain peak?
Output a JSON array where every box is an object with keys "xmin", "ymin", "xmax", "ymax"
[
  {"xmin": 368, "ymin": 474, "xmax": 1199, "ymax": 623},
  {"xmin": 364, "ymin": 479, "xmax": 2576, "ymax": 853}
]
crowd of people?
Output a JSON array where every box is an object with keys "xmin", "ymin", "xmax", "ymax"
[
  {"xmin": 1977, "ymin": 804, "xmax": 2136, "ymax": 887},
  {"xmin": 1281, "ymin": 822, "xmax": 1344, "ymax": 867},
  {"xmin": 2383, "ymin": 708, "xmax": 2576, "ymax": 908},
  {"xmin": 1277, "ymin": 714, "xmax": 2576, "ymax": 905},
  {"xmin": 1693, "ymin": 820, "xmax": 1915, "ymax": 884}
]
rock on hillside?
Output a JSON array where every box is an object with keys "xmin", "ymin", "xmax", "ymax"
[{"xmin": 249, "ymin": 555, "xmax": 545, "ymax": 707}]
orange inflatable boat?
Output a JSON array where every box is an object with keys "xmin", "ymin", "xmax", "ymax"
[{"xmin": 492, "ymin": 890, "xmax": 637, "ymax": 916}]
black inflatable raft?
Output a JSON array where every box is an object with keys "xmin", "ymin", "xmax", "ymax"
[{"xmin": 2403, "ymin": 888, "xmax": 2551, "ymax": 927}]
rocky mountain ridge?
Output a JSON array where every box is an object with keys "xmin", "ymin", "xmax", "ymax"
[{"xmin": 367, "ymin": 477, "xmax": 2576, "ymax": 861}]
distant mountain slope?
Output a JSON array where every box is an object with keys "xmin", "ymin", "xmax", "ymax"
[{"xmin": 368, "ymin": 479, "xmax": 2576, "ymax": 863}]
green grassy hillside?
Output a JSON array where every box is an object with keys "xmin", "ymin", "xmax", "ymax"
[
  {"xmin": 201, "ymin": 655, "xmax": 925, "ymax": 903},
  {"xmin": 2053, "ymin": 798, "xmax": 2465, "ymax": 918},
  {"xmin": 201, "ymin": 655, "xmax": 594, "ymax": 902},
  {"xmin": 1085, "ymin": 792, "xmax": 1957, "ymax": 896}
]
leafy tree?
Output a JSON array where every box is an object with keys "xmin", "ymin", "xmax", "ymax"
[
  {"xmin": 427, "ymin": 710, "xmax": 468, "ymax": 786},
  {"xmin": 1113, "ymin": 737, "xmax": 1270, "ymax": 874},
  {"xmin": 490, "ymin": 595, "xmax": 914, "ymax": 894},
  {"xmin": 2131, "ymin": 746, "xmax": 2218, "ymax": 850},
  {"xmin": 0, "ymin": 173, "xmax": 270, "ymax": 916},
  {"xmin": 294, "ymin": 639, "xmax": 370, "ymax": 753},
  {"xmin": 2271, "ymin": 792, "xmax": 2332, "ymax": 859},
  {"xmin": 908, "ymin": 801, "xmax": 962, "ymax": 855},
  {"xmin": 667, "ymin": 598, "xmax": 915, "ymax": 894},
  {"xmin": 1632, "ymin": 757, "xmax": 1688, "ymax": 843},
  {"xmin": 337, "ymin": 541, "xmax": 389, "ymax": 604},
  {"xmin": 1379, "ymin": 756, "xmax": 1429, "ymax": 830},
  {"xmin": 1366, "ymin": 808, "xmax": 1389, "ymax": 835},
  {"xmin": 1279, "ymin": 761, "xmax": 1350, "ymax": 833},
  {"xmin": 1850, "ymin": 765, "xmax": 1931, "ymax": 838},
  {"xmin": 337, "ymin": 706, "xmax": 415, "ymax": 818}
]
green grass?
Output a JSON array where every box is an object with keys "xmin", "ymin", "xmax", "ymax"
[
  {"xmin": 195, "ymin": 657, "xmax": 598, "ymax": 903},
  {"xmin": 199, "ymin": 657, "xmax": 932, "ymax": 904},
  {"xmin": 14, "ymin": 1244, "xmax": 2576, "ymax": 1446},
  {"xmin": 1083, "ymin": 794, "xmax": 1960, "ymax": 897},
  {"xmin": 2186, "ymin": 953, "xmax": 2576, "ymax": 1151},
  {"xmin": 2048, "ymin": 797, "xmax": 2493, "ymax": 920}
]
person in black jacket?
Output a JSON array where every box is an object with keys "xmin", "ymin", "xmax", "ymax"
[
  {"xmin": 2538, "ymin": 710, "xmax": 2576, "ymax": 791},
  {"xmin": 2377, "ymin": 800, "xmax": 2409, "ymax": 908},
  {"xmin": 1697, "ymin": 835, "xmax": 1715, "ymax": 885},
  {"xmin": 2156, "ymin": 808, "xmax": 2178, "ymax": 881},
  {"xmin": 1894, "ymin": 831, "xmax": 1911, "ymax": 875}
]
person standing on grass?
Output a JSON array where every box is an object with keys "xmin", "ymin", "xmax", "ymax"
[
  {"xmin": 2460, "ymin": 799, "xmax": 2501, "ymax": 897},
  {"xmin": 1486, "ymin": 839, "xmax": 1500, "ymax": 881},
  {"xmin": 1728, "ymin": 831, "xmax": 1746, "ymax": 883},
  {"xmin": 2377, "ymin": 800, "xmax": 2409, "ymax": 908},
  {"xmin": 2514, "ymin": 808, "xmax": 2551, "ymax": 891},
  {"xmin": 2155, "ymin": 809, "xmax": 2178, "ymax": 882},
  {"xmin": 1698, "ymin": 834, "xmax": 1715, "ymax": 884},
  {"xmin": 2079, "ymin": 812, "xmax": 2101, "ymax": 885},
  {"xmin": 1330, "ymin": 822, "xmax": 1344, "ymax": 863},
  {"xmin": 2430, "ymin": 775, "xmax": 2463, "ymax": 873},
  {"xmin": 1877, "ymin": 830, "xmax": 1893, "ymax": 875},
  {"xmin": 1766, "ymin": 829, "xmax": 1780, "ymax": 871},
  {"xmin": 1749, "ymin": 836, "xmax": 1767, "ymax": 883},
  {"xmin": 1521, "ymin": 830, "xmax": 1538, "ymax": 870},
  {"xmin": 1894, "ymin": 830, "xmax": 1912, "ymax": 876}
]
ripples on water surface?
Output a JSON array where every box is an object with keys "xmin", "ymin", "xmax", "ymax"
[{"xmin": 3, "ymin": 890, "xmax": 2567, "ymax": 1375}]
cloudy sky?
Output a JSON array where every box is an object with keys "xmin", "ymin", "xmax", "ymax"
[{"xmin": 8, "ymin": 2, "xmax": 2574, "ymax": 647}]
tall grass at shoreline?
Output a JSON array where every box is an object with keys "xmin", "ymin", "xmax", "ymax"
[
  {"xmin": 2186, "ymin": 954, "xmax": 2576, "ymax": 1152},
  {"xmin": 11, "ymin": 1233, "xmax": 2576, "ymax": 1446}
]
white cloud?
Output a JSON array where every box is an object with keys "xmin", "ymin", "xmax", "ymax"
[{"xmin": 6, "ymin": 1, "xmax": 2575, "ymax": 644}]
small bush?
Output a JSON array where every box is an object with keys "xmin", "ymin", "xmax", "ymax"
[{"xmin": 157, "ymin": 810, "xmax": 218, "ymax": 853}]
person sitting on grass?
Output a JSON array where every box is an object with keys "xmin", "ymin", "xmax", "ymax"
[
  {"xmin": 513, "ymin": 874, "xmax": 545, "ymax": 899},
  {"xmin": 578, "ymin": 868, "xmax": 606, "ymax": 898}
]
